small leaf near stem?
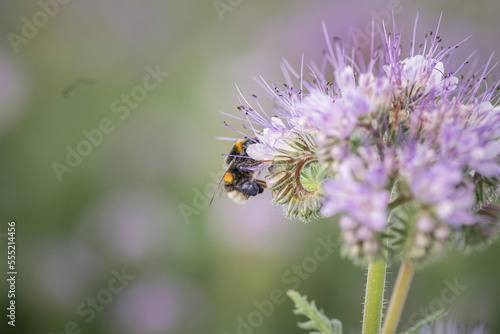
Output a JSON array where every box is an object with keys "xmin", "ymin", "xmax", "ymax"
[{"xmin": 287, "ymin": 290, "xmax": 343, "ymax": 334}]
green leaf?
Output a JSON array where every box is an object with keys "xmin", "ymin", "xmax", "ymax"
[
  {"xmin": 287, "ymin": 290, "xmax": 343, "ymax": 334},
  {"xmin": 399, "ymin": 308, "xmax": 448, "ymax": 334}
]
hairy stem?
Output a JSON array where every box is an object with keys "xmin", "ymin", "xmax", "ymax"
[
  {"xmin": 362, "ymin": 258, "xmax": 387, "ymax": 334},
  {"xmin": 382, "ymin": 261, "xmax": 416, "ymax": 334}
]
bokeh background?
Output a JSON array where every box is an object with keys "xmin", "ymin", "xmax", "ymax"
[{"xmin": 1, "ymin": 0, "xmax": 500, "ymax": 333}]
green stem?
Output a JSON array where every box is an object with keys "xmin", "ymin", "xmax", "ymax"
[
  {"xmin": 382, "ymin": 262, "xmax": 416, "ymax": 334},
  {"xmin": 362, "ymin": 258, "xmax": 387, "ymax": 334}
]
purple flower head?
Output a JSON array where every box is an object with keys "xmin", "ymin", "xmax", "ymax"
[
  {"xmin": 246, "ymin": 117, "xmax": 296, "ymax": 161},
  {"xmin": 304, "ymin": 89, "xmax": 358, "ymax": 140},
  {"xmin": 357, "ymin": 72, "xmax": 393, "ymax": 108},
  {"xmin": 405, "ymin": 157, "xmax": 474, "ymax": 226},
  {"xmin": 218, "ymin": 13, "xmax": 500, "ymax": 262},
  {"xmin": 384, "ymin": 55, "xmax": 458, "ymax": 97},
  {"xmin": 438, "ymin": 123, "xmax": 500, "ymax": 178},
  {"xmin": 322, "ymin": 178, "xmax": 390, "ymax": 231},
  {"xmin": 409, "ymin": 163, "xmax": 462, "ymax": 204},
  {"xmin": 322, "ymin": 146, "xmax": 392, "ymax": 232}
]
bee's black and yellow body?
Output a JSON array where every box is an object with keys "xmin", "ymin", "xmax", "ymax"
[{"xmin": 219, "ymin": 139, "xmax": 266, "ymax": 203}]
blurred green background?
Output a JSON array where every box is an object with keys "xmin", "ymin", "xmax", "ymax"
[{"xmin": 0, "ymin": 0, "xmax": 499, "ymax": 333}]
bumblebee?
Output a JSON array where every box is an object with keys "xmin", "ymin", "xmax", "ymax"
[{"xmin": 211, "ymin": 138, "xmax": 266, "ymax": 204}]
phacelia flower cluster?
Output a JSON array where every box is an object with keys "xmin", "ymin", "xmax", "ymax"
[{"xmin": 221, "ymin": 16, "xmax": 500, "ymax": 264}]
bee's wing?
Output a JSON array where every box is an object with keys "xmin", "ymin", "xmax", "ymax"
[{"xmin": 209, "ymin": 160, "xmax": 236, "ymax": 206}]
